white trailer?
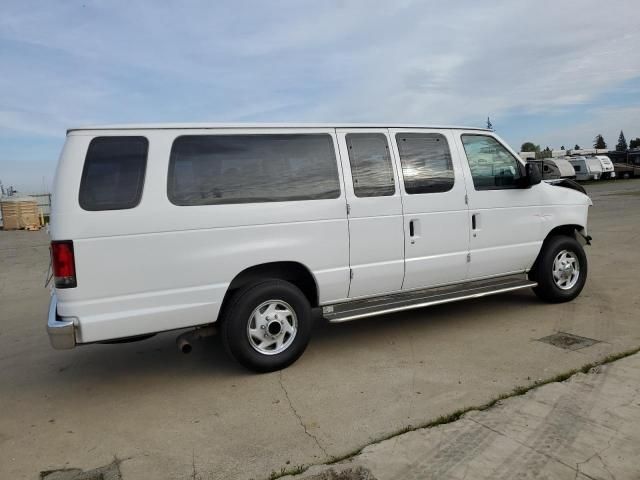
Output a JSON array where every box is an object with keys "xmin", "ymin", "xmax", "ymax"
[
  {"xmin": 569, "ymin": 156, "xmax": 601, "ymax": 181},
  {"xmin": 595, "ymin": 155, "xmax": 615, "ymax": 179},
  {"xmin": 540, "ymin": 159, "xmax": 576, "ymax": 179}
]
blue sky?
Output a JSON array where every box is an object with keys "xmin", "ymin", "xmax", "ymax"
[{"xmin": 2, "ymin": 0, "xmax": 640, "ymax": 192}]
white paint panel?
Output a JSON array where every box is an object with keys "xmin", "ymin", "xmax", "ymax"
[
  {"xmin": 401, "ymin": 210, "xmax": 470, "ymax": 290},
  {"xmin": 346, "ymin": 216, "xmax": 405, "ymax": 297}
]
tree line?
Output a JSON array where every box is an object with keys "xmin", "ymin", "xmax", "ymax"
[{"xmin": 521, "ymin": 130, "xmax": 640, "ymax": 157}]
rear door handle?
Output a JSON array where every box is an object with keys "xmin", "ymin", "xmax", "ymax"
[
  {"xmin": 409, "ymin": 220, "xmax": 415, "ymax": 237},
  {"xmin": 472, "ymin": 214, "xmax": 477, "ymax": 230}
]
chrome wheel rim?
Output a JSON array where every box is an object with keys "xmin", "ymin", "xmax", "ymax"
[
  {"xmin": 247, "ymin": 300, "xmax": 297, "ymax": 355},
  {"xmin": 552, "ymin": 249, "xmax": 580, "ymax": 290}
]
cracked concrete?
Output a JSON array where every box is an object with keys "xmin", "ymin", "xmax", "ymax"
[
  {"xmin": 302, "ymin": 466, "xmax": 377, "ymax": 480},
  {"xmin": 291, "ymin": 351, "xmax": 640, "ymax": 480},
  {"xmin": 279, "ymin": 371, "xmax": 331, "ymax": 459},
  {"xmin": 40, "ymin": 459, "xmax": 122, "ymax": 480},
  {"xmin": 1, "ymin": 180, "xmax": 640, "ymax": 480}
]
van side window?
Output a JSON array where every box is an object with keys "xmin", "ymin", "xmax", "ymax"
[
  {"xmin": 168, "ymin": 134, "xmax": 340, "ymax": 206},
  {"xmin": 345, "ymin": 133, "xmax": 395, "ymax": 197},
  {"xmin": 460, "ymin": 135, "xmax": 523, "ymax": 190},
  {"xmin": 395, "ymin": 133, "xmax": 454, "ymax": 194},
  {"xmin": 79, "ymin": 136, "xmax": 148, "ymax": 211}
]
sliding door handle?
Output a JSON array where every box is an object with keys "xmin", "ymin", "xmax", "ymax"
[
  {"xmin": 471, "ymin": 213, "xmax": 480, "ymax": 238},
  {"xmin": 409, "ymin": 220, "xmax": 415, "ymax": 237}
]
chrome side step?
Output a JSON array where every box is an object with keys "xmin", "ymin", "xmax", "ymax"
[{"xmin": 323, "ymin": 275, "xmax": 537, "ymax": 323}]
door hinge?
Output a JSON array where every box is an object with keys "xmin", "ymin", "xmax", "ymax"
[
  {"xmin": 464, "ymin": 194, "xmax": 469, "ymax": 205},
  {"xmin": 346, "ymin": 203, "xmax": 351, "ymax": 215},
  {"xmin": 466, "ymin": 253, "xmax": 471, "ymax": 263},
  {"xmin": 350, "ymin": 268, "xmax": 354, "ymax": 279}
]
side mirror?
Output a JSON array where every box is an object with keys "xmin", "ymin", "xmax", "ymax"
[{"xmin": 524, "ymin": 162, "xmax": 542, "ymax": 187}]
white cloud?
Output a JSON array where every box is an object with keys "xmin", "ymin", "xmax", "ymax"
[
  {"xmin": 1, "ymin": 0, "xmax": 640, "ymax": 190},
  {"xmin": 537, "ymin": 105, "xmax": 640, "ymax": 149},
  {"xmin": 2, "ymin": 1, "xmax": 639, "ymax": 124}
]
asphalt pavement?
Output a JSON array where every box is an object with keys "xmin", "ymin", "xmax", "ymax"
[{"xmin": 1, "ymin": 179, "xmax": 639, "ymax": 480}]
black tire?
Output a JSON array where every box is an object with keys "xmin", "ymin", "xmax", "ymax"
[
  {"xmin": 530, "ymin": 235, "xmax": 587, "ymax": 303},
  {"xmin": 623, "ymin": 172, "xmax": 631, "ymax": 179},
  {"xmin": 220, "ymin": 280, "xmax": 312, "ymax": 372}
]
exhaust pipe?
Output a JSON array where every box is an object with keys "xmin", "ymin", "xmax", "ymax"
[
  {"xmin": 176, "ymin": 326, "xmax": 216, "ymax": 354},
  {"xmin": 177, "ymin": 335, "xmax": 193, "ymax": 354}
]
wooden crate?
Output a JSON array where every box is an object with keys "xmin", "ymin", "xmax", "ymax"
[{"xmin": 0, "ymin": 198, "xmax": 41, "ymax": 230}]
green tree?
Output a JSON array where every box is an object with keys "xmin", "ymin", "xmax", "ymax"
[
  {"xmin": 593, "ymin": 134, "xmax": 607, "ymax": 149},
  {"xmin": 561, "ymin": 145, "xmax": 565, "ymax": 150},
  {"xmin": 486, "ymin": 117, "xmax": 493, "ymax": 131},
  {"xmin": 616, "ymin": 130, "xmax": 628, "ymax": 151},
  {"xmin": 574, "ymin": 144, "xmax": 581, "ymax": 150},
  {"xmin": 521, "ymin": 142, "xmax": 539, "ymax": 152},
  {"xmin": 629, "ymin": 137, "xmax": 640, "ymax": 149},
  {"xmin": 535, "ymin": 146, "xmax": 552, "ymax": 160}
]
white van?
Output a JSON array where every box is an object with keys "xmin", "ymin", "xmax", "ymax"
[
  {"xmin": 48, "ymin": 124, "xmax": 592, "ymax": 371},
  {"xmin": 594, "ymin": 155, "xmax": 615, "ymax": 179}
]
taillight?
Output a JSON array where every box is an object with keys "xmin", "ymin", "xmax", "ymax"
[{"xmin": 51, "ymin": 240, "xmax": 77, "ymax": 288}]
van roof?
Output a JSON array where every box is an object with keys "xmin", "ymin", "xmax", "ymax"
[{"xmin": 67, "ymin": 123, "xmax": 492, "ymax": 134}]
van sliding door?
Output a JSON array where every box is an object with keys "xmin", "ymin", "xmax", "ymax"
[
  {"xmin": 389, "ymin": 128, "xmax": 471, "ymax": 290},
  {"xmin": 336, "ymin": 129, "xmax": 405, "ymax": 298}
]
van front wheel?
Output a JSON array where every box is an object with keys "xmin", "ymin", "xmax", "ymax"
[
  {"xmin": 530, "ymin": 235, "xmax": 587, "ymax": 303},
  {"xmin": 220, "ymin": 280, "xmax": 312, "ymax": 372}
]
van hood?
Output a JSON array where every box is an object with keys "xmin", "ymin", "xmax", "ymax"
[{"xmin": 545, "ymin": 178, "xmax": 591, "ymax": 203}]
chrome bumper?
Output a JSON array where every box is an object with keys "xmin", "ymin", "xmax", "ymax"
[{"xmin": 47, "ymin": 294, "xmax": 76, "ymax": 349}]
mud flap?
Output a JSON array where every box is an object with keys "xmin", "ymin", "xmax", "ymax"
[{"xmin": 577, "ymin": 229, "xmax": 592, "ymax": 245}]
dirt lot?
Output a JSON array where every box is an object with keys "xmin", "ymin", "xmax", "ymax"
[{"xmin": 1, "ymin": 180, "xmax": 640, "ymax": 480}]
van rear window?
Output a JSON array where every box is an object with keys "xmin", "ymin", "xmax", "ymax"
[
  {"xmin": 167, "ymin": 134, "xmax": 341, "ymax": 206},
  {"xmin": 79, "ymin": 136, "xmax": 148, "ymax": 211}
]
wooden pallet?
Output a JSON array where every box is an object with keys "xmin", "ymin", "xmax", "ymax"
[{"xmin": 0, "ymin": 198, "xmax": 42, "ymax": 230}]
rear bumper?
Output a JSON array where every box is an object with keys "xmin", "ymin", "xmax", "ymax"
[{"xmin": 47, "ymin": 294, "xmax": 76, "ymax": 349}]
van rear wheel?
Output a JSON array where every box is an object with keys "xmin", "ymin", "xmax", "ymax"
[
  {"xmin": 220, "ymin": 280, "xmax": 312, "ymax": 372},
  {"xmin": 530, "ymin": 235, "xmax": 587, "ymax": 303}
]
